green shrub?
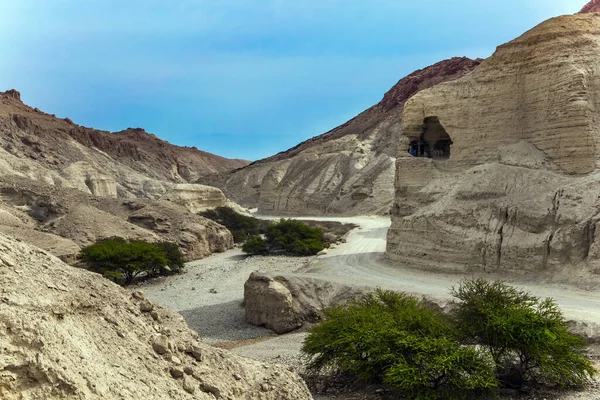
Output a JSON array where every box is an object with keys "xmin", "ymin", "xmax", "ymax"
[
  {"xmin": 265, "ymin": 219, "xmax": 324, "ymax": 256},
  {"xmin": 451, "ymin": 278, "xmax": 596, "ymax": 388},
  {"xmin": 200, "ymin": 206, "xmax": 261, "ymax": 243},
  {"xmin": 242, "ymin": 235, "xmax": 269, "ymax": 255},
  {"xmin": 79, "ymin": 238, "xmax": 184, "ymax": 285},
  {"xmin": 302, "ymin": 290, "xmax": 498, "ymax": 400},
  {"xmin": 154, "ymin": 241, "xmax": 185, "ymax": 276}
]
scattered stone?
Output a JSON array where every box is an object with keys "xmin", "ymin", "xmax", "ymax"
[
  {"xmin": 261, "ymin": 383, "xmax": 271, "ymax": 392},
  {"xmin": 209, "ymin": 288, "xmax": 218, "ymax": 294},
  {"xmin": 184, "ymin": 366, "xmax": 194, "ymax": 375},
  {"xmin": 132, "ymin": 291, "xmax": 145, "ymax": 300},
  {"xmin": 171, "ymin": 355, "xmax": 182, "ymax": 365},
  {"xmin": 233, "ymin": 373, "xmax": 242, "ymax": 381},
  {"xmin": 183, "ymin": 376, "xmax": 196, "ymax": 394},
  {"xmin": 200, "ymin": 382, "xmax": 221, "ymax": 398},
  {"xmin": 139, "ymin": 299, "xmax": 153, "ymax": 312},
  {"xmin": 152, "ymin": 334, "xmax": 170, "ymax": 355},
  {"xmin": 150, "ymin": 310, "xmax": 160, "ymax": 321},
  {"xmin": 190, "ymin": 345, "xmax": 203, "ymax": 362},
  {"xmin": 170, "ymin": 367, "xmax": 184, "ymax": 379}
]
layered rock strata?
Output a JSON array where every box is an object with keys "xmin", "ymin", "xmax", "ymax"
[
  {"xmin": 201, "ymin": 57, "xmax": 481, "ymax": 216},
  {"xmin": 387, "ymin": 13, "xmax": 600, "ymax": 282}
]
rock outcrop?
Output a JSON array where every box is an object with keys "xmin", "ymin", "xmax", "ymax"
[
  {"xmin": 161, "ymin": 184, "xmax": 249, "ymax": 215},
  {"xmin": 0, "ymin": 176, "xmax": 233, "ymax": 262},
  {"xmin": 387, "ymin": 13, "xmax": 600, "ymax": 283},
  {"xmin": 0, "ymin": 234, "xmax": 311, "ymax": 399},
  {"xmin": 201, "ymin": 58, "xmax": 481, "ymax": 216},
  {"xmin": 244, "ymin": 272, "xmax": 368, "ymax": 334}
]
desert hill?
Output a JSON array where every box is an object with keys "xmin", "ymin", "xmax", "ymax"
[
  {"xmin": 387, "ymin": 12, "xmax": 600, "ymax": 283},
  {"xmin": 0, "ymin": 90, "xmax": 251, "ymax": 261},
  {"xmin": 0, "ymin": 90, "xmax": 248, "ymax": 198},
  {"xmin": 201, "ymin": 57, "xmax": 481, "ymax": 216},
  {"xmin": 0, "ymin": 232, "xmax": 311, "ymax": 399}
]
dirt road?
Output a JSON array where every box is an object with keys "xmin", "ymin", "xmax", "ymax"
[{"xmin": 288, "ymin": 216, "xmax": 600, "ymax": 323}]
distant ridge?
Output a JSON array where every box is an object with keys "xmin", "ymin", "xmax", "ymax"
[{"xmin": 580, "ymin": 0, "xmax": 600, "ymax": 13}]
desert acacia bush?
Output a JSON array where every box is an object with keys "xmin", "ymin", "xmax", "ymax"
[
  {"xmin": 242, "ymin": 235, "xmax": 269, "ymax": 255},
  {"xmin": 265, "ymin": 219, "xmax": 325, "ymax": 255},
  {"xmin": 451, "ymin": 278, "xmax": 596, "ymax": 388},
  {"xmin": 302, "ymin": 290, "xmax": 498, "ymax": 400},
  {"xmin": 79, "ymin": 238, "xmax": 185, "ymax": 285},
  {"xmin": 242, "ymin": 219, "xmax": 325, "ymax": 256},
  {"xmin": 200, "ymin": 206, "xmax": 263, "ymax": 243}
]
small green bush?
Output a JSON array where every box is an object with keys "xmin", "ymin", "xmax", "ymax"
[
  {"xmin": 265, "ymin": 219, "xmax": 325, "ymax": 256},
  {"xmin": 452, "ymin": 278, "xmax": 596, "ymax": 388},
  {"xmin": 302, "ymin": 290, "xmax": 498, "ymax": 400},
  {"xmin": 242, "ymin": 235, "xmax": 269, "ymax": 255},
  {"xmin": 79, "ymin": 238, "xmax": 184, "ymax": 285},
  {"xmin": 200, "ymin": 206, "xmax": 261, "ymax": 243}
]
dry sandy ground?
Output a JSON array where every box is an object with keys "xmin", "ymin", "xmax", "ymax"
[{"xmin": 136, "ymin": 216, "xmax": 600, "ymax": 398}]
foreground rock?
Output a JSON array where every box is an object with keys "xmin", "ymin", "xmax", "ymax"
[
  {"xmin": 0, "ymin": 234, "xmax": 311, "ymax": 399},
  {"xmin": 244, "ymin": 272, "xmax": 368, "ymax": 333},
  {"xmin": 202, "ymin": 57, "xmax": 481, "ymax": 216},
  {"xmin": 387, "ymin": 13, "xmax": 600, "ymax": 284}
]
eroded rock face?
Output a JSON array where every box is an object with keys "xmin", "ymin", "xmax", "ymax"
[
  {"xmin": 161, "ymin": 183, "xmax": 249, "ymax": 215},
  {"xmin": 387, "ymin": 14, "xmax": 600, "ymax": 283},
  {"xmin": 0, "ymin": 177, "xmax": 233, "ymax": 262},
  {"xmin": 244, "ymin": 272, "xmax": 367, "ymax": 333},
  {"xmin": 0, "ymin": 234, "xmax": 312, "ymax": 399},
  {"xmin": 202, "ymin": 58, "xmax": 481, "ymax": 216}
]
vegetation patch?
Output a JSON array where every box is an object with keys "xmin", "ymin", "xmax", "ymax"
[
  {"xmin": 79, "ymin": 238, "xmax": 184, "ymax": 285},
  {"xmin": 243, "ymin": 219, "xmax": 325, "ymax": 256},
  {"xmin": 199, "ymin": 206, "xmax": 266, "ymax": 243},
  {"xmin": 297, "ymin": 220, "xmax": 358, "ymax": 246},
  {"xmin": 302, "ymin": 280, "xmax": 596, "ymax": 400}
]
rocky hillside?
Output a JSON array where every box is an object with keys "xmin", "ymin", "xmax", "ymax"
[
  {"xmin": 201, "ymin": 57, "xmax": 481, "ymax": 216},
  {"xmin": 581, "ymin": 0, "xmax": 600, "ymax": 13},
  {"xmin": 387, "ymin": 13, "xmax": 600, "ymax": 284},
  {"xmin": 0, "ymin": 89, "xmax": 248, "ymax": 198},
  {"xmin": 0, "ymin": 90, "xmax": 251, "ymax": 262},
  {"xmin": 0, "ymin": 233, "xmax": 311, "ymax": 399}
]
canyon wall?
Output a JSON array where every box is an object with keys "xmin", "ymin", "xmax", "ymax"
[
  {"xmin": 202, "ymin": 58, "xmax": 481, "ymax": 216},
  {"xmin": 387, "ymin": 13, "xmax": 600, "ymax": 282}
]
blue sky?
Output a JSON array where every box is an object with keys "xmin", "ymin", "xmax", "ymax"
[{"xmin": 0, "ymin": 1, "xmax": 583, "ymax": 160}]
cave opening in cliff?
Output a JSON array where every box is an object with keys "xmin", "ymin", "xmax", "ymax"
[{"xmin": 408, "ymin": 117, "xmax": 452, "ymax": 160}]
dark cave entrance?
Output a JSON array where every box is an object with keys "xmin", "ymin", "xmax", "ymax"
[{"xmin": 407, "ymin": 117, "xmax": 452, "ymax": 160}]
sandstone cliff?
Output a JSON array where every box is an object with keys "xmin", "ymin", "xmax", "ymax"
[
  {"xmin": 387, "ymin": 13, "xmax": 600, "ymax": 283},
  {"xmin": 0, "ymin": 233, "xmax": 311, "ymax": 399},
  {"xmin": 201, "ymin": 58, "xmax": 481, "ymax": 216}
]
